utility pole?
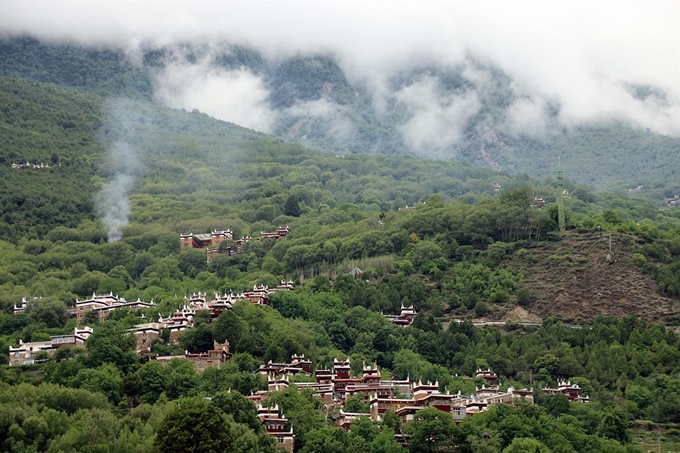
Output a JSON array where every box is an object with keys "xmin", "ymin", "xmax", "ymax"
[{"xmin": 556, "ymin": 161, "xmax": 566, "ymax": 232}]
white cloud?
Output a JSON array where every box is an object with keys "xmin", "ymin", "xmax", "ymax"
[
  {"xmin": 505, "ymin": 97, "xmax": 550, "ymax": 138},
  {"xmin": 2, "ymin": 0, "xmax": 679, "ymax": 136},
  {"xmin": 395, "ymin": 77, "xmax": 481, "ymax": 156},
  {"xmin": 284, "ymin": 98, "xmax": 355, "ymax": 143},
  {"xmin": 154, "ymin": 62, "xmax": 277, "ymax": 132}
]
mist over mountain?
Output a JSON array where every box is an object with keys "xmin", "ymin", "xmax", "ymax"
[{"xmin": 1, "ymin": 1, "xmax": 678, "ymax": 190}]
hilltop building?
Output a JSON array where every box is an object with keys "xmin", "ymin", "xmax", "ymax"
[
  {"xmin": 475, "ymin": 368, "xmax": 499, "ymax": 386},
  {"xmin": 13, "ymin": 296, "xmax": 41, "ymax": 314},
  {"xmin": 542, "ymin": 380, "xmax": 589, "ymax": 402},
  {"xmin": 530, "ymin": 197, "xmax": 546, "ymax": 208},
  {"xmin": 180, "ymin": 230, "xmax": 233, "ymax": 251},
  {"xmin": 256, "ymin": 353, "xmax": 314, "ymax": 377}
]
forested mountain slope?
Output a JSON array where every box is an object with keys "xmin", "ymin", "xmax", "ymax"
[
  {"xmin": 2, "ymin": 36, "xmax": 679, "ymax": 195},
  {"xmin": 1, "ymin": 76, "xmax": 679, "ymax": 325}
]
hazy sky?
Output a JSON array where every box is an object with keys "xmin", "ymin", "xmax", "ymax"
[{"xmin": 3, "ymin": 0, "xmax": 679, "ymax": 137}]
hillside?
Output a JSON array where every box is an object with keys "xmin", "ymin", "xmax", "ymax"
[
  {"xmin": 505, "ymin": 231, "xmax": 679, "ymax": 324},
  {"xmin": 2, "ymin": 36, "xmax": 679, "ymax": 197},
  {"xmin": 0, "ymin": 68, "xmax": 679, "ymax": 453},
  {"xmin": 0, "ymin": 78, "xmax": 103, "ymax": 237}
]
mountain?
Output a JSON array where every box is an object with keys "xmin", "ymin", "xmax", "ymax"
[
  {"xmin": 2, "ymin": 36, "xmax": 679, "ymax": 197},
  {"xmin": 1, "ymin": 53, "xmax": 680, "ymax": 452},
  {"xmin": 1, "ymin": 75, "xmax": 678, "ymax": 326}
]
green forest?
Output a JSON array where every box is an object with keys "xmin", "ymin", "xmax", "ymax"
[{"xmin": 0, "ymin": 67, "xmax": 679, "ymax": 453}]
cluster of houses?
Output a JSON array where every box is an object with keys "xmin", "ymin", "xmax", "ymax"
[
  {"xmin": 8, "ymin": 299, "xmax": 587, "ymax": 450},
  {"xmin": 9, "ymin": 161, "xmax": 56, "ymax": 169},
  {"xmin": 127, "ymin": 282, "xmax": 293, "ymax": 355},
  {"xmin": 243, "ymin": 358, "xmax": 588, "ymax": 449},
  {"xmin": 13, "ymin": 294, "xmax": 156, "ymax": 323},
  {"xmin": 180, "ymin": 227, "xmax": 290, "ymax": 262},
  {"xmin": 666, "ymin": 195, "xmax": 679, "ymax": 206},
  {"xmin": 9, "ymin": 281, "xmax": 295, "ymax": 364},
  {"xmin": 252, "ymin": 359, "xmax": 537, "ymax": 423}
]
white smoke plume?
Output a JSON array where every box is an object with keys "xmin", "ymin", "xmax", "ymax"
[{"xmin": 96, "ymin": 142, "xmax": 139, "ymax": 242}]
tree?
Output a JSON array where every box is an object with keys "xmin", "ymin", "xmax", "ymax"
[
  {"xmin": 85, "ymin": 322, "xmax": 137, "ymax": 372},
  {"xmin": 213, "ymin": 390, "xmax": 262, "ymax": 431},
  {"xmin": 596, "ymin": 410, "xmax": 630, "ymax": 443},
  {"xmin": 25, "ymin": 298, "xmax": 69, "ymax": 328},
  {"xmin": 123, "ymin": 373, "xmax": 143, "ymax": 410},
  {"xmin": 503, "ymin": 437, "xmax": 552, "ymax": 453},
  {"xmin": 154, "ymin": 399, "xmax": 235, "ymax": 453},
  {"xmin": 178, "ymin": 248, "xmax": 208, "ymax": 277},
  {"xmin": 405, "ymin": 407, "xmax": 456, "ymax": 453},
  {"xmin": 544, "ymin": 393, "xmax": 570, "ymax": 417},
  {"xmin": 344, "ymin": 395, "xmax": 370, "ymax": 414},
  {"xmin": 138, "ymin": 361, "xmax": 167, "ymax": 404},
  {"xmin": 369, "ymin": 428, "xmax": 403, "ymax": 453},
  {"xmin": 166, "ymin": 359, "xmax": 199, "ymax": 399},
  {"xmin": 72, "ymin": 363, "xmax": 124, "ymax": 405},
  {"xmin": 284, "ymin": 194, "xmax": 301, "ymax": 217},
  {"xmin": 179, "ymin": 325, "xmax": 214, "ymax": 353},
  {"xmin": 213, "ymin": 310, "xmax": 246, "ymax": 345},
  {"xmin": 299, "ymin": 427, "xmax": 347, "ymax": 453}
]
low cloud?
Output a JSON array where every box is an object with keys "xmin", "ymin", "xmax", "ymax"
[
  {"xmin": 505, "ymin": 97, "xmax": 550, "ymax": 138},
  {"xmin": 154, "ymin": 61, "xmax": 277, "ymax": 132},
  {"xmin": 284, "ymin": 98, "xmax": 355, "ymax": 144},
  {"xmin": 395, "ymin": 77, "xmax": 481, "ymax": 157},
  {"xmin": 3, "ymin": 1, "xmax": 679, "ymax": 139}
]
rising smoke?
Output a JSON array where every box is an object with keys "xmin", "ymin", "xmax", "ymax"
[
  {"xmin": 96, "ymin": 142, "xmax": 138, "ymax": 243},
  {"xmin": 95, "ymin": 98, "xmax": 146, "ymax": 243}
]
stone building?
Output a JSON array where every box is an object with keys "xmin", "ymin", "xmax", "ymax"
[
  {"xmin": 154, "ymin": 341, "xmax": 232, "ymax": 373},
  {"xmin": 8, "ymin": 327, "xmax": 93, "ymax": 366},
  {"xmin": 75, "ymin": 293, "xmax": 155, "ymax": 323}
]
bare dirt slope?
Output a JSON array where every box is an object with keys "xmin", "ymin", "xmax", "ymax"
[{"xmin": 505, "ymin": 231, "xmax": 678, "ymax": 324}]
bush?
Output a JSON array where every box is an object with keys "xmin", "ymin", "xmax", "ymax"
[
  {"xmin": 490, "ymin": 291, "xmax": 509, "ymax": 304},
  {"xmin": 474, "ymin": 301, "xmax": 489, "ymax": 317},
  {"xmin": 632, "ymin": 253, "xmax": 648, "ymax": 267},
  {"xmin": 516, "ymin": 288, "xmax": 532, "ymax": 307}
]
